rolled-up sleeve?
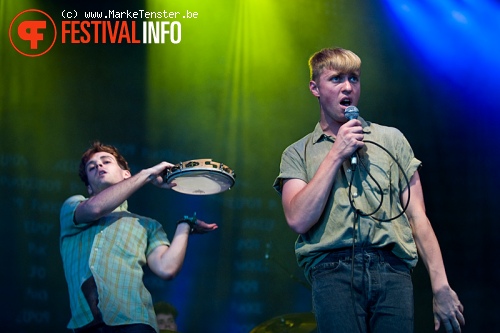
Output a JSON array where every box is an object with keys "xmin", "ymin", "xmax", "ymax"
[{"xmin": 60, "ymin": 195, "xmax": 87, "ymax": 239}]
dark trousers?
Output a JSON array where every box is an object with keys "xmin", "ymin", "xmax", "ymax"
[
  {"xmin": 311, "ymin": 247, "xmax": 414, "ymax": 333},
  {"xmin": 74, "ymin": 323, "xmax": 156, "ymax": 333}
]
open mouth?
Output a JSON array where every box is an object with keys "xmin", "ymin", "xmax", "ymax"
[{"xmin": 340, "ymin": 98, "xmax": 351, "ymax": 107}]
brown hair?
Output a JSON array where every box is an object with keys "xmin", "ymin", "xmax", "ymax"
[
  {"xmin": 153, "ymin": 301, "xmax": 178, "ymax": 318},
  {"xmin": 309, "ymin": 47, "xmax": 361, "ymax": 82},
  {"xmin": 78, "ymin": 141, "xmax": 130, "ymax": 186}
]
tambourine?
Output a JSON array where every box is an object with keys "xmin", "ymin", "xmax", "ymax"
[{"xmin": 163, "ymin": 159, "xmax": 235, "ymax": 195}]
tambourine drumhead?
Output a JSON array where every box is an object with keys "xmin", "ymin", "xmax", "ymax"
[{"xmin": 164, "ymin": 159, "xmax": 235, "ymax": 195}]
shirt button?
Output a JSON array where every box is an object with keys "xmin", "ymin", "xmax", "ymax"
[{"xmin": 353, "ymin": 192, "xmax": 358, "ymax": 197}]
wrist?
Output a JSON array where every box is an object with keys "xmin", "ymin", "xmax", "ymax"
[
  {"xmin": 176, "ymin": 213, "xmax": 197, "ymax": 234},
  {"xmin": 136, "ymin": 169, "xmax": 154, "ymax": 184}
]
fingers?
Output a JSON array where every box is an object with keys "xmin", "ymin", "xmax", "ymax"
[
  {"xmin": 196, "ymin": 221, "xmax": 218, "ymax": 230},
  {"xmin": 435, "ymin": 308, "xmax": 465, "ymax": 333},
  {"xmin": 334, "ymin": 121, "xmax": 364, "ymax": 160},
  {"xmin": 448, "ymin": 299, "xmax": 465, "ymax": 331},
  {"xmin": 150, "ymin": 175, "xmax": 174, "ymax": 188},
  {"xmin": 457, "ymin": 302, "xmax": 465, "ymax": 319},
  {"xmin": 342, "ymin": 120, "xmax": 364, "ymax": 139},
  {"xmin": 443, "ymin": 321, "xmax": 454, "ymax": 333},
  {"xmin": 192, "ymin": 219, "xmax": 218, "ymax": 234},
  {"xmin": 457, "ymin": 307, "xmax": 465, "ymax": 326},
  {"xmin": 436, "ymin": 318, "xmax": 460, "ymax": 333},
  {"xmin": 149, "ymin": 162, "xmax": 178, "ymax": 189},
  {"xmin": 160, "ymin": 161, "xmax": 176, "ymax": 168},
  {"xmin": 157, "ymin": 178, "xmax": 176, "ymax": 189},
  {"xmin": 434, "ymin": 314, "xmax": 440, "ymax": 331},
  {"xmin": 444, "ymin": 319, "xmax": 461, "ymax": 333}
]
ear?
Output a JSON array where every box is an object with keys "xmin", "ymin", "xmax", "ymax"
[
  {"xmin": 123, "ymin": 170, "xmax": 132, "ymax": 179},
  {"xmin": 309, "ymin": 80, "xmax": 320, "ymax": 98}
]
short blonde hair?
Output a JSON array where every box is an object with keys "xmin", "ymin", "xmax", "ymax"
[{"xmin": 309, "ymin": 47, "xmax": 361, "ymax": 82}]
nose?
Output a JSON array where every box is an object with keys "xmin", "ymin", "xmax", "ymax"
[{"xmin": 342, "ymin": 80, "xmax": 353, "ymax": 92}]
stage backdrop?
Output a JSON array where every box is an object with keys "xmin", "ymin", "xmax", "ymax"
[{"xmin": 1, "ymin": 0, "xmax": 499, "ymax": 332}]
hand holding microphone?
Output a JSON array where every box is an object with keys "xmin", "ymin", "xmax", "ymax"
[{"xmin": 344, "ymin": 106, "xmax": 362, "ymax": 166}]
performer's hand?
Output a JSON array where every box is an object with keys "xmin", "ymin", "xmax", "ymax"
[
  {"xmin": 433, "ymin": 286, "xmax": 465, "ymax": 332},
  {"xmin": 190, "ymin": 218, "xmax": 218, "ymax": 234},
  {"xmin": 146, "ymin": 161, "xmax": 177, "ymax": 189},
  {"xmin": 333, "ymin": 119, "xmax": 364, "ymax": 160}
]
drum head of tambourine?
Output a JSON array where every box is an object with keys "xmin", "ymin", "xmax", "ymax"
[{"xmin": 167, "ymin": 170, "xmax": 235, "ymax": 195}]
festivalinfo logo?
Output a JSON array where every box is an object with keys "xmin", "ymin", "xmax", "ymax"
[
  {"xmin": 9, "ymin": 9, "xmax": 57, "ymax": 57},
  {"xmin": 9, "ymin": 8, "xmax": 191, "ymax": 57}
]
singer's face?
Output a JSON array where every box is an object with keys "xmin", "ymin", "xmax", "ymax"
[
  {"xmin": 310, "ymin": 68, "xmax": 360, "ymax": 123},
  {"xmin": 85, "ymin": 152, "xmax": 131, "ymax": 195}
]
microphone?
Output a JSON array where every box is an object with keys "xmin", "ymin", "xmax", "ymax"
[{"xmin": 344, "ymin": 106, "xmax": 360, "ymax": 166}]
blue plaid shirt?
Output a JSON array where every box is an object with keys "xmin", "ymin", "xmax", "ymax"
[{"xmin": 60, "ymin": 195, "xmax": 170, "ymax": 330}]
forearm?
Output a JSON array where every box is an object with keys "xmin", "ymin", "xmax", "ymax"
[
  {"xmin": 148, "ymin": 217, "xmax": 217, "ymax": 279},
  {"xmin": 75, "ymin": 169, "xmax": 153, "ymax": 223},
  {"xmin": 283, "ymin": 150, "xmax": 344, "ymax": 233},
  {"xmin": 412, "ymin": 216, "xmax": 450, "ymax": 293},
  {"xmin": 150, "ymin": 223, "xmax": 191, "ymax": 280},
  {"xmin": 412, "ymin": 216, "xmax": 465, "ymax": 331},
  {"xmin": 401, "ymin": 160, "xmax": 464, "ymax": 331}
]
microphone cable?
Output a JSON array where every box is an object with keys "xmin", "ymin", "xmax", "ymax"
[
  {"xmin": 346, "ymin": 139, "xmax": 412, "ymax": 332},
  {"xmin": 348, "ymin": 139, "xmax": 411, "ymax": 222}
]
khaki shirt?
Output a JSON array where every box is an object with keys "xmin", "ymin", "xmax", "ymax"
[{"xmin": 274, "ymin": 118, "xmax": 422, "ymax": 281}]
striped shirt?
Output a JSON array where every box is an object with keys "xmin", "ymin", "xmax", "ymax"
[{"xmin": 60, "ymin": 195, "xmax": 170, "ymax": 330}]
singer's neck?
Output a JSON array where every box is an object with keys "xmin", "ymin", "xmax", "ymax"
[{"xmin": 319, "ymin": 118, "xmax": 343, "ymax": 138}]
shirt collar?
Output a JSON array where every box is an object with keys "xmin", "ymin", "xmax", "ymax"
[
  {"xmin": 113, "ymin": 200, "xmax": 128, "ymax": 212},
  {"xmin": 312, "ymin": 116, "xmax": 370, "ymax": 144}
]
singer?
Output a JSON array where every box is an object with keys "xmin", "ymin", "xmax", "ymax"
[
  {"xmin": 59, "ymin": 141, "xmax": 217, "ymax": 332},
  {"xmin": 273, "ymin": 48, "xmax": 464, "ymax": 333}
]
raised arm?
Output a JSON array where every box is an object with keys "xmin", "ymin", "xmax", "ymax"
[{"xmin": 75, "ymin": 162, "xmax": 175, "ymax": 224}]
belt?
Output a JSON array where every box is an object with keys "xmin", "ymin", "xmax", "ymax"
[{"xmin": 320, "ymin": 245, "xmax": 399, "ymax": 264}]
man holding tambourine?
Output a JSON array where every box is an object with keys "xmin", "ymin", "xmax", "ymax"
[{"xmin": 59, "ymin": 141, "xmax": 221, "ymax": 333}]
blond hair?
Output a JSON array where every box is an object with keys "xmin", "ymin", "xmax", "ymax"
[{"xmin": 309, "ymin": 47, "xmax": 361, "ymax": 82}]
